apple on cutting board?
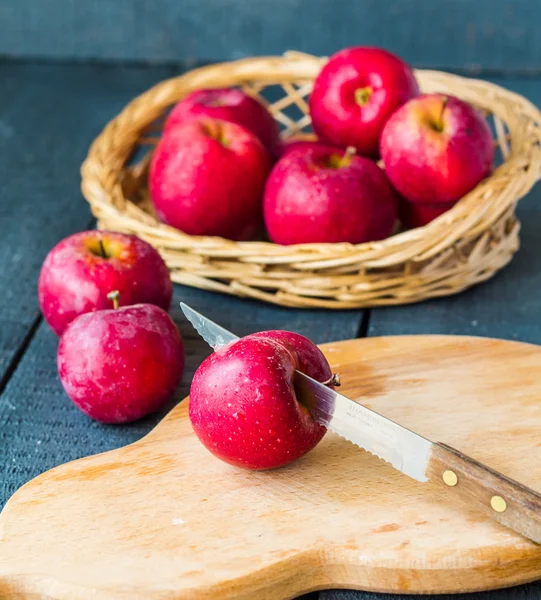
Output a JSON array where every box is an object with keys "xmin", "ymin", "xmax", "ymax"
[{"xmin": 189, "ymin": 330, "xmax": 335, "ymax": 469}]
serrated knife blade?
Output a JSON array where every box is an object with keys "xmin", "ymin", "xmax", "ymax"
[
  {"xmin": 181, "ymin": 303, "xmax": 541, "ymax": 545},
  {"xmin": 180, "ymin": 302, "xmax": 431, "ymax": 482}
]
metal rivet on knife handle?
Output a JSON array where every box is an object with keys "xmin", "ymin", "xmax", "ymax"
[
  {"xmin": 427, "ymin": 443, "xmax": 541, "ymax": 544},
  {"xmin": 443, "ymin": 470, "xmax": 458, "ymax": 487},
  {"xmin": 491, "ymin": 495, "xmax": 507, "ymax": 513}
]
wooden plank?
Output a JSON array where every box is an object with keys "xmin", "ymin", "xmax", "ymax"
[
  {"xmin": 321, "ymin": 582, "xmax": 541, "ymax": 600},
  {"xmin": 1, "ymin": 0, "xmax": 541, "ymax": 72},
  {"xmin": 0, "ymin": 61, "xmax": 177, "ymax": 389}
]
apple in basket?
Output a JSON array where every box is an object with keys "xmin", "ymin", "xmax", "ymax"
[
  {"xmin": 164, "ymin": 87, "xmax": 282, "ymax": 158},
  {"xmin": 38, "ymin": 231, "xmax": 172, "ymax": 335},
  {"xmin": 381, "ymin": 93, "xmax": 495, "ymax": 204},
  {"xmin": 189, "ymin": 330, "xmax": 335, "ymax": 469},
  {"xmin": 149, "ymin": 117, "xmax": 271, "ymax": 240},
  {"xmin": 264, "ymin": 145, "xmax": 398, "ymax": 245},
  {"xmin": 276, "ymin": 137, "xmax": 342, "ymax": 159},
  {"xmin": 309, "ymin": 46, "xmax": 420, "ymax": 158},
  {"xmin": 58, "ymin": 291, "xmax": 185, "ymax": 424},
  {"xmin": 399, "ymin": 199, "xmax": 457, "ymax": 230}
]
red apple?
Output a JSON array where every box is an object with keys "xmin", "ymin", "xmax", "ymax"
[
  {"xmin": 149, "ymin": 117, "xmax": 271, "ymax": 240},
  {"xmin": 277, "ymin": 137, "xmax": 340, "ymax": 159},
  {"xmin": 309, "ymin": 47, "xmax": 419, "ymax": 158},
  {"xmin": 399, "ymin": 199, "xmax": 457, "ymax": 229},
  {"xmin": 189, "ymin": 330, "xmax": 333, "ymax": 470},
  {"xmin": 264, "ymin": 146, "xmax": 398, "ymax": 245},
  {"xmin": 164, "ymin": 88, "xmax": 281, "ymax": 157},
  {"xmin": 380, "ymin": 94, "xmax": 495, "ymax": 204},
  {"xmin": 58, "ymin": 294, "xmax": 185, "ymax": 424},
  {"xmin": 38, "ymin": 231, "xmax": 172, "ymax": 336}
]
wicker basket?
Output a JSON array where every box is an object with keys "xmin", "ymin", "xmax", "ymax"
[{"xmin": 81, "ymin": 52, "xmax": 541, "ymax": 309}]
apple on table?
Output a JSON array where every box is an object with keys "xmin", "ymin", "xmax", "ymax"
[
  {"xmin": 58, "ymin": 290, "xmax": 185, "ymax": 424},
  {"xmin": 38, "ymin": 230, "xmax": 172, "ymax": 335}
]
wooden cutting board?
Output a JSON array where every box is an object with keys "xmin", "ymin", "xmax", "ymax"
[{"xmin": 1, "ymin": 335, "xmax": 541, "ymax": 599}]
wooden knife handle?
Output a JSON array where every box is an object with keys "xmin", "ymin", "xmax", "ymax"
[{"xmin": 426, "ymin": 443, "xmax": 541, "ymax": 544}]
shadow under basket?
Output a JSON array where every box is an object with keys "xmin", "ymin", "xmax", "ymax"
[{"xmin": 81, "ymin": 52, "xmax": 541, "ymax": 309}]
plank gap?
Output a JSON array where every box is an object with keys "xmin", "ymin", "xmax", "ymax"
[
  {"xmin": 0, "ymin": 314, "xmax": 42, "ymax": 398},
  {"xmin": 356, "ymin": 310, "xmax": 371, "ymax": 339},
  {"xmin": 2, "ymin": 55, "xmax": 541, "ymax": 81}
]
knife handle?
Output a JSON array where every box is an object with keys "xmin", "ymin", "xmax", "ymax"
[{"xmin": 427, "ymin": 443, "xmax": 541, "ymax": 544}]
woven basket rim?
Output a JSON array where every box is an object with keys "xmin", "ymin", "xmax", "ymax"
[
  {"xmin": 79, "ymin": 52, "xmax": 541, "ymax": 309},
  {"xmin": 81, "ymin": 53, "xmax": 541, "ymax": 260}
]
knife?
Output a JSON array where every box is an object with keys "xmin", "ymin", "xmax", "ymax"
[{"xmin": 180, "ymin": 303, "xmax": 541, "ymax": 545}]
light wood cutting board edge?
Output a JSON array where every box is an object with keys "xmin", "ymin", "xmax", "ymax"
[{"xmin": 1, "ymin": 334, "xmax": 541, "ymax": 599}]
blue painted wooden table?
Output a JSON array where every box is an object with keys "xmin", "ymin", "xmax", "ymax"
[{"xmin": 1, "ymin": 62, "xmax": 541, "ymax": 600}]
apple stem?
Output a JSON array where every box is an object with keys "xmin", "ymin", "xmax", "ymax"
[
  {"xmin": 215, "ymin": 123, "xmax": 229, "ymax": 147},
  {"xmin": 107, "ymin": 290, "xmax": 120, "ymax": 310},
  {"xmin": 338, "ymin": 146, "xmax": 356, "ymax": 168},
  {"xmin": 98, "ymin": 237, "xmax": 107, "ymax": 259},
  {"xmin": 354, "ymin": 86, "xmax": 373, "ymax": 107},
  {"xmin": 438, "ymin": 96, "xmax": 449, "ymax": 131},
  {"xmin": 322, "ymin": 373, "xmax": 341, "ymax": 387}
]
